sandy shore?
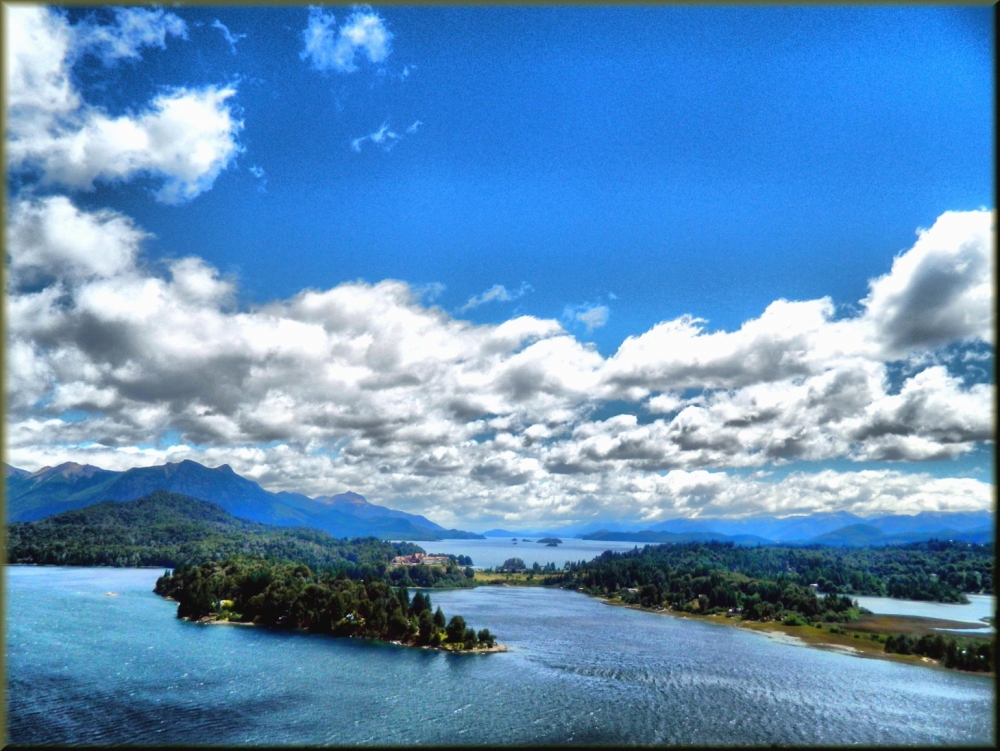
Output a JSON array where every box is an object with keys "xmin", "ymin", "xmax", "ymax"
[
  {"xmin": 180, "ymin": 614, "xmax": 507, "ymax": 652},
  {"xmin": 598, "ymin": 596, "xmax": 993, "ymax": 675},
  {"xmin": 190, "ymin": 616, "xmax": 255, "ymax": 626}
]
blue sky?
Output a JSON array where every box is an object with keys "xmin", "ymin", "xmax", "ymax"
[{"xmin": 4, "ymin": 5, "xmax": 995, "ymax": 529}]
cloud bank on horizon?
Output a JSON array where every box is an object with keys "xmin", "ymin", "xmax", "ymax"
[{"xmin": 4, "ymin": 5, "xmax": 995, "ymax": 529}]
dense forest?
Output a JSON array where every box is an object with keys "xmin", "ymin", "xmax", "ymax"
[
  {"xmin": 154, "ymin": 558, "xmax": 497, "ymax": 650},
  {"xmin": 881, "ymin": 631, "xmax": 994, "ymax": 672},
  {"xmin": 387, "ymin": 560, "xmax": 477, "ymax": 588},
  {"xmin": 554, "ymin": 540, "xmax": 993, "ymax": 611},
  {"xmin": 548, "ymin": 540, "xmax": 996, "ymax": 671},
  {"xmin": 4, "ymin": 491, "xmax": 470, "ymax": 586}
]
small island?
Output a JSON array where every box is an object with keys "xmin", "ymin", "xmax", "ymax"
[
  {"xmin": 537, "ymin": 537, "xmax": 562, "ymax": 545},
  {"xmin": 156, "ymin": 558, "xmax": 504, "ymax": 653}
]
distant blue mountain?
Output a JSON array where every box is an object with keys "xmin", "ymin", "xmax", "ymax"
[
  {"xmin": 646, "ymin": 510, "xmax": 993, "ymax": 543},
  {"xmin": 4, "ymin": 460, "xmax": 483, "ymax": 541},
  {"xmin": 481, "ymin": 528, "xmax": 579, "ymax": 538},
  {"xmin": 799, "ymin": 522, "xmax": 994, "ymax": 547},
  {"xmin": 647, "ymin": 511, "xmax": 863, "ymax": 541},
  {"xmin": 485, "ymin": 509, "xmax": 994, "ymax": 546},
  {"xmin": 866, "ymin": 511, "xmax": 995, "ymax": 536},
  {"xmin": 581, "ymin": 529, "xmax": 773, "ymax": 546},
  {"xmin": 572, "ymin": 510, "xmax": 993, "ymax": 548},
  {"xmin": 482, "ymin": 520, "xmax": 649, "ymax": 538}
]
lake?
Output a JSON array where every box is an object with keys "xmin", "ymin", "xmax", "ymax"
[
  {"xmin": 417, "ymin": 537, "xmax": 648, "ymax": 569},
  {"xmin": 6, "ymin": 566, "xmax": 995, "ymax": 746},
  {"xmin": 853, "ymin": 594, "xmax": 996, "ymax": 634}
]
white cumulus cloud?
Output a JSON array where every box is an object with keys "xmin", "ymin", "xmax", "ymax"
[
  {"xmin": 4, "ymin": 5, "xmax": 242, "ymax": 204},
  {"xmin": 4, "ymin": 199, "xmax": 994, "ymax": 524},
  {"xmin": 863, "ymin": 209, "xmax": 995, "ymax": 355}
]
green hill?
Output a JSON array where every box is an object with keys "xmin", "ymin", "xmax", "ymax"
[{"xmin": 5, "ymin": 490, "xmax": 421, "ymax": 573}]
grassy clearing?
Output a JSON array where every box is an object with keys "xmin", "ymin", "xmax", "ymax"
[{"xmin": 845, "ymin": 613, "xmax": 991, "ymax": 636}]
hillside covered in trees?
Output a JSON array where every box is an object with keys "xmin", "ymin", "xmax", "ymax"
[
  {"xmin": 554, "ymin": 540, "xmax": 994, "ymax": 618},
  {"xmin": 5, "ymin": 491, "xmax": 473, "ymax": 587}
]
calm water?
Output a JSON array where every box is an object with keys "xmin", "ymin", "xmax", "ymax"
[
  {"xmin": 419, "ymin": 537, "xmax": 645, "ymax": 569},
  {"xmin": 6, "ymin": 566, "xmax": 996, "ymax": 746},
  {"xmin": 854, "ymin": 594, "xmax": 996, "ymax": 626}
]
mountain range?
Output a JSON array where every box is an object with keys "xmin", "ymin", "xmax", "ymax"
[
  {"xmin": 4, "ymin": 460, "xmax": 483, "ymax": 541},
  {"xmin": 4, "ymin": 459, "xmax": 992, "ymax": 548},
  {"xmin": 643, "ymin": 509, "xmax": 994, "ymax": 541},
  {"xmin": 580, "ymin": 511, "xmax": 994, "ymax": 547}
]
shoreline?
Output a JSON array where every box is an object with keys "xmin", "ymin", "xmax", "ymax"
[
  {"xmin": 596, "ymin": 596, "xmax": 994, "ymax": 677},
  {"xmin": 177, "ymin": 612, "xmax": 508, "ymax": 653}
]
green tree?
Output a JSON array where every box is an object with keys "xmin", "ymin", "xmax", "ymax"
[
  {"xmin": 395, "ymin": 585, "xmax": 410, "ymax": 615},
  {"xmin": 477, "ymin": 628, "xmax": 495, "ymax": 647},
  {"xmin": 463, "ymin": 626, "xmax": 478, "ymax": 649},
  {"xmin": 411, "ymin": 591, "xmax": 429, "ymax": 615},
  {"xmin": 501, "ymin": 557, "xmax": 526, "ymax": 572},
  {"xmin": 417, "ymin": 609, "xmax": 435, "ymax": 645},
  {"xmin": 446, "ymin": 615, "xmax": 467, "ymax": 644}
]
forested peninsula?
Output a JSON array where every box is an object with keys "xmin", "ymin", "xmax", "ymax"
[
  {"xmin": 550, "ymin": 541, "xmax": 995, "ymax": 672},
  {"xmin": 155, "ymin": 558, "xmax": 500, "ymax": 651},
  {"xmin": 556, "ymin": 540, "xmax": 994, "ymax": 606}
]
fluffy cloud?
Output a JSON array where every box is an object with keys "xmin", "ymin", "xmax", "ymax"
[
  {"xmin": 7, "ymin": 195, "xmax": 146, "ymax": 286},
  {"xmin": 4, "ymin": 200, "xmax": 994, "ymax": 523},
  {"xmin": 4, "ymin": 5, "xmax": 242, "ymax": 203},
  {"xmin": 5, "ymin": 429, "xmax": 992, "ymax": 527},
  {"xmin": 603, "ymin": 211, "xmax": 994, "ymax": 396},
  {"xmin": 301, "ymin": 6, "xmax": 392, "ymax": 73},
  {"xmin": 539, "ymin": 358, "xmax": 992, "ymax": 476},
  {"xmin": 863, "ymin": 210, "xmax": 994, "ymax": 355},
  {"xmin": 5, "ymin": 3, "xmax": 79, "ymax": 120}
]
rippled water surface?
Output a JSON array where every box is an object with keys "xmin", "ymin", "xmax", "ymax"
[{"xmin": 6, "ymin": 566, "xmax": 996, "ymax": 746}]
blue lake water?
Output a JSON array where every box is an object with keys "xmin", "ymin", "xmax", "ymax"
[
  {"xmin": 418, "ymin": 537, "xmax": 647, "ymax": 569},
  {"xmin": 854, "ymin": 594, "xmax": 996, "ymax": 633},
  {"xmin": 6, "ymin": 565, "xmax": 995, "ymax": 746}
]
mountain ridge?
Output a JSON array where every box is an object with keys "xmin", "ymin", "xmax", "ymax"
[
  {"xmin": 6, "ymin": 490, "xmax": 423, "ymax": 570},
  {"xmin": 4, "ymin": 460, "xmax": 483, "ymax": 541},
  {"xmin": 580, "ymin": 519, "xmax": 994, "ymax": 548}
]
